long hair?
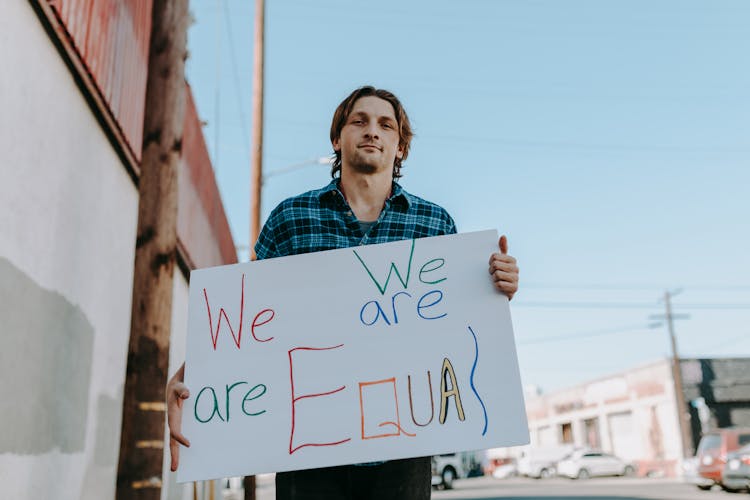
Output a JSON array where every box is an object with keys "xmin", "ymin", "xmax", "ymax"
[{"xmin": 329, "ymin": 86, "xmax": 413, "ymax": 179}]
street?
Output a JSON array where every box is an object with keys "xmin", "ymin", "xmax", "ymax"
[
  {"xmin": 239, "ymin": 474, "xmax": 748, "ymax": 500},
  {"xmin": 431, "ymin": 476, "xmax": 747, "ymax": 500}
]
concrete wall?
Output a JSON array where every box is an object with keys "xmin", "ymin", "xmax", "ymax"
[
  {"xmin": 0, "ymin": 2, "xmax": 234, "ymax": 499},
  {"xmin": 0, "ymin": 2, "xmax": 138, "ymax": 498}
]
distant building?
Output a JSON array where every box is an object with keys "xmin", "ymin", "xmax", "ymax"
[{"xmin": 491, "ymin": 357, "xmax": 750, "ymax": 478}]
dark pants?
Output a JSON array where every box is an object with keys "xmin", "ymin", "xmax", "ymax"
[{"xmin": 275, "ymin": 457, "xmax": 431, "ymax": 500}]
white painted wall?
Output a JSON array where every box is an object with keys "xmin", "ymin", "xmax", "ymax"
[
  {"xmin": 0, "ymin": 2, "xmax": 138, "ymax": 499},
  {"xmin": 0, "ymin": 3, "xmax": 231, "ymax": 499}
]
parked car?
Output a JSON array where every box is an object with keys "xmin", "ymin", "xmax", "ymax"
[
  {"xmin": 556, "ymin": 449, "xmax": 636, "ymax": 479},
  {"xmin": 491, "ymin": 458, "xmax": 518, "ymax": 479},
  {"xmin": 517, "ymin": 445, "xmax": 574, "ymax": 479},
  {"xmin": 721, "ymin": 444, "xmax": 750, "ymax": 492},
  {"xmin": 695, "ymin": 427, "xmax": 750, "ymax": 491},
  {"xmin": 431, "ymin": 453, "xmax": 466, "ymax": 490},
  {"xmin": 681, "ymin": 456, "xmax": 714, "ymax": 489}
]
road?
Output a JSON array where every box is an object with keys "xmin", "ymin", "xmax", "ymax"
[
  {"xmin": 431, "ymin": 476, "xmax": 747, "ymax": 500},
  {"xmin": 240, "ymin": 474, "xmax": 746, "ymax": 500}
]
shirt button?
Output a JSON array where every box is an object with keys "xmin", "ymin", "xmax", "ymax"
[{"xmin": 347, "ymin": 211, "xmax": 352, "ymax": 216}]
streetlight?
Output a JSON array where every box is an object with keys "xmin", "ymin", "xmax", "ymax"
[
  {"xmin": 244, "ymin": 156, "xmax": 332, "ymax": 261},
  {"xmin": 262, "ymin": 156, "xmax": 333, "ymax": 183}
]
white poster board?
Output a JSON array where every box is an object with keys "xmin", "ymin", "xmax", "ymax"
[{"xmin": 178, "ymin": 230, "xmax": 529, "ymax": 482}]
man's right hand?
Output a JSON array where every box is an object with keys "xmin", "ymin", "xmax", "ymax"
[{"xmin": 167, "ymin": 362, "xmax": 191, "ymax": 471}]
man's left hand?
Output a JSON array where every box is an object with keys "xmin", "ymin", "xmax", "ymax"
[{"xmin": 489, "ymin": 235, "xmax": 519, "ymax": 300}]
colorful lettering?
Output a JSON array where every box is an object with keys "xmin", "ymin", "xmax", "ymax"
[
  {"xmin": 416, "ymin": 290, "xmax": 446, "ymax": 320},
  {"xmin": 439, "ymin": 357, "xmax": 465, "ymax": 424},
  {"xmin": 467, "ymin": 326, "xmax": 488, "ymax": 435},
  {"xmin": 390, "ymin": 291, "xmax": 411, "ymax": 324},
  {"xmin": 418, "ymin": 258, "xmax": 446, "ymax": 285},
  {"xmin": 242, "ymin": 383, "xmax": 267, "ymax": 416},
  {"xmin": 359, "ymin": 377, "xmax": 415, "ymax": 439},
  {"xmin": 193, "ymin": 381, "xmax": 268, "ymax": 423},
  {"xmin": 353, "ymin": 239, "xmax": 416, "ymax": 295},
  {"xmin": 203, "ymin": 274, "xmax": 245, "ymax": 350},
  {"xmin": 288, "ymin": 345, "xmax": 351, "ymax": 454},
  {"xmin": 407, "ymin": 371, "xmax": 435, "ymax": 427},
  {"xmin": 358, "ymin": 290, "xmax": 446, "ymax": 327},
  {"xmin": 251, "ymin": 308, "xmax": 275, "ymax": 342},
  {"xmin": 194, "ymin": 386, "xmax": 225, "ymax": 423},
  {"xmin": 359, "ymin": 300, "xmax": 391, "ymax": 326}
]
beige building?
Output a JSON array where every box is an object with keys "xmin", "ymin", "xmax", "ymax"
[
  {"xmin": 514, "ymin": 357, "xmax": 750, "ymax": 478},
  {"xmin": 524, "ymin": 359, "xmax": 683, "ymax": 477}
]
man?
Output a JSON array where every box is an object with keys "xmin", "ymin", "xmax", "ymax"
[{"xmin": 166, "ymin": 86, "xmax": 519, "ymax": 499}]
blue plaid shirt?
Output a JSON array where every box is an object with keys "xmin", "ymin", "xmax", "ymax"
[{"xmin": 255, "ymin": 179, "xmax": 457, "ymax": 259}]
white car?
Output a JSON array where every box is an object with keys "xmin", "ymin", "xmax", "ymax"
[
  {"xmin": 431, "ymin": 453, "xmax": 466, "ymax": 490},
  {"xmin": 517, "ymin": 445, "xmax": 574, "ymax": 479},
  {"xmin": 556, "ymin": 450, "xmax": 636, "ymax": 479},
  {"xmin": 681, "ymin": 456, "xmax": 714, "ymax": 489}
]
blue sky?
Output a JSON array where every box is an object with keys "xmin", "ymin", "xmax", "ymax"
[{"xmin": 185, "ymin": 0, "xmax": 750, "ymax": 392}]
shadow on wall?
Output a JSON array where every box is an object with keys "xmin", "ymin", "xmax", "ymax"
[{"xmin": 0, "ymin": 257, "xmax": 94, "ymax": 454}]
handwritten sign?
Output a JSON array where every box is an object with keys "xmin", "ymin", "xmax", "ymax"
[{"xmin": 178, "ymin": 230, "xmax": 529, "ymax": 483}]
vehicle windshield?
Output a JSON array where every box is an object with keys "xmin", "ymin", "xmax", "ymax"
[{"xmin": 697, "ymin": 434, "xmax": 722, "ymax": 453}]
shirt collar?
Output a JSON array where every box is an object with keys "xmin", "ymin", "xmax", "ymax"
[{"xmin": 318, "ymin": 178, "xmax": 411, "ymax": 210}]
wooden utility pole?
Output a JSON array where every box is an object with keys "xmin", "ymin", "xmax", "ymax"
[
  {"xmin": 242, "ymin": 1, "xmax": 264, "ymax": 496},
  {"xmin": 116, "ymin": 0, "xmax": 189, "ymax": 498},
  {"xmin": 652, "ymin": 290, "xmax": 692, "ymax": 458},
  {"xmin": 664, "ymin": 291, "xmax": 693, "ymax": 457},
  {"xmin": 249, "ymin": 0, "xmax": 265, "ymax": 262}
]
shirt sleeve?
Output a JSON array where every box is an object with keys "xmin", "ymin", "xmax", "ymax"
[
  {"xmin": 444, "ymin": 211, "xmax": 457, "ymax": 235},
  {"xmin": 254, "ymin": 206, "xmax": 283, "ymax": 260}
]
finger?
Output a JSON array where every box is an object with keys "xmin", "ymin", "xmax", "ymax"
[
  {"xmin": 489, "ymin": 264, "xmax": 519, "ymax": 278},
  {"xmin": 170, "ymin": 438, "xmax": 180, "ymax": 471},
  {"xmin": 491, "ymin": 270, "xmax": 519, "ymax": 284},
  {"xmin": 493, "ymin": 278, "xmax": 518, "ymax": 296},
  {"xmin": 171, "ymin": 383, "xmax": 190, "ymax": 400},
  {"xmin": 490, "ymin": 253, "xmax": 516, "ymax": 266},
  {"xmin": 490, "ymin": 254, "xmax": 517, "ymax": 269},
  {"xmin": 170, "ymin": 429, "xmax": 191, "ymax": 447},
  {"xmin": 499, "ymin": 235, "xmax": 509, "ymax": 255}
]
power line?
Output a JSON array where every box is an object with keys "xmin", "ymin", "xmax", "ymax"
[
  {"xmin": 221, "ymin": 0, "xmax": 251, "ymax": 159},
  {"xmin": 522, "ymin": 284, "xmax": 750, "ymax": 292},
  {"xmin": 518, "ymin": 324, "xmax": 655, "ymax": 346},
  {"xmin": 513, "ymin": 301, "xmax": 750, "ymax": 310},
  {"xmin": 420, "ymin": 133, "xmax": 750, "ymax": 154},
  {"xmin": 212, "ymin": 0, "xmax": 223, "ymax": 171}
]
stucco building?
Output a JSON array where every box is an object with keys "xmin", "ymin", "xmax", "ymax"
[{"xmin": 519, "ymin": 357, "xmax": 750, "ymax": 477}]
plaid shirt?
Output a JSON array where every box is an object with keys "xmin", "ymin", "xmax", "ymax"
[{"xmin": 255, "ymin": 179, "xmax": 456, "ymax": 259}]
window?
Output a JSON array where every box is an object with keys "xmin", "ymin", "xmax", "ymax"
[
  {"xmin": 560, "ymin": 422, "xmax": 573, "ymax": 444},
  {"xmin": 584, "ymin": 417, "xmax": 601, "ymax": 448},
  {"xmin": 739, "ymin": 434, "xmax": 750, "ymax": 447}
]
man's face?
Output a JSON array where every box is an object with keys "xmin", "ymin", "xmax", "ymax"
[{"xmin": 333, "ymin": 96, "xmax": 404, "ymax": 176}]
